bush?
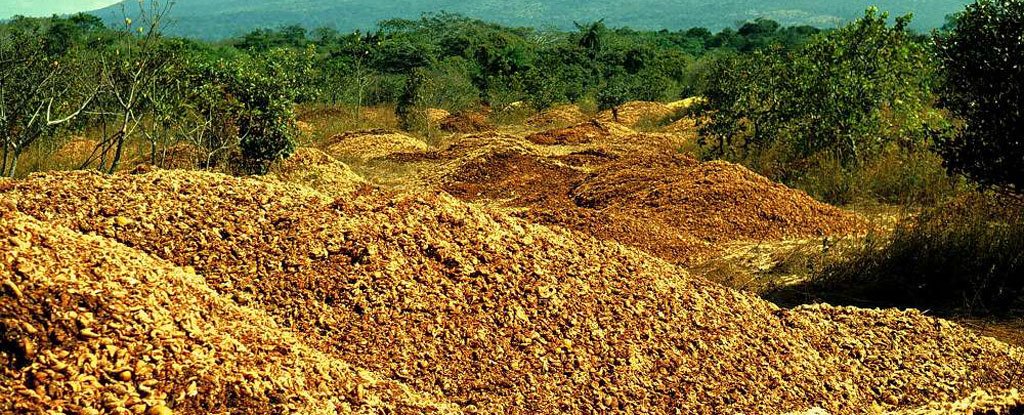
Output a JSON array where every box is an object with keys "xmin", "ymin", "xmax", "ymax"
[
  {"xmin": 767, "ymin": 194, "xmax": 1024, "ymax": 316},
  {"xmin": 415, "ymin": 57, "xmax": 481, "ymax": 113},
  {"xmin": 697, "ymin": 8, "xmax": 945, "ymax": 202},
  {"xmin": 174, "ymin": 49, "xmax": 299, "ymax": 174},
  {"xmin": 934, "ymin": 0, "xmax": 1024, "ymax": 192}
]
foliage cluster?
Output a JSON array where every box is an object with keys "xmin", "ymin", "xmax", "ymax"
[
  {"xmin": 0, "ymin": 7, "xmax": 305, "ymax": 175},
  {"xmin": 238, "ymin": 14, "xmax": 823, "ymax": 118},
  {"xmin": 2, "ymin": 8, "xmax": 827, "ymax": 175},
  {"xmin": 934, "ymin": 0, "xmax": 1024, "ymax": 192},
  {"xmin": 697, "ymin": 9, "xmax": 958, "ymax": 204}
]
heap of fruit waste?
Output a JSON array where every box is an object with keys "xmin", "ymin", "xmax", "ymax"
[{"xmin": 1, "ymin": 169, "xmax": 1021, "ymax": 414}]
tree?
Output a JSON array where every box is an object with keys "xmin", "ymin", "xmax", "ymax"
[
  {"xmin": 737, "ymin": 18, "xmax": 781, "ymax": 51},
  {"xmin": 396, "ymin": 69, "xmax": 426, "ymax": 131},
  {"xmin": 0, "ymin": 16, "xmax": 97, "ymax": 177},
  {"xmin": 698, "ymin": 9, "xmax": 938, "ymax": 179},
  {"xmin": 92, "ymin": 0, "xmax": 174, "ymax": 173},
  {"xmin": 574, "ymin": 20, "xmax": 606, "ymax": 60},
  {"xmin": 597, "ymin": 73, "xmax": 630, "ymax": 122},
  {"xmin": 934, "ymin": 0, "xmax": 1024, "ymax": 192}
]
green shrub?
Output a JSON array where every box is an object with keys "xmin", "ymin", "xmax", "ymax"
[
  {"xmin": 173, "ymin": 49, "xmax": 299, "ymax": 174},
  {"xmin": 696, "ymin": 8, "xmax": 946, "ymax": 204},
  {"xmin": 415, "ymin": 57, "xmax": 481, "ymax": 114},
  {"xmin": 934, "ymin": 0, "xmax": 1024, "ymax": 192}
]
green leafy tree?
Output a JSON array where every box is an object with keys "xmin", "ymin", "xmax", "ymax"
[
  {"xmin": 396, "ymin": 69, "xmax": 426, "ymax": 131},
  {"xmin": 597, "ymin": 73, "xmax": 630, "ymax": 121},
  {"xmin": 934, "ymin": 0, "xmax": 1024, "ymax": 192},
  {"xmin": 0, "ymin": 16, "xmax": 98, "ymax": 177},
  {"xmin": 699, "ymin": 9, "xmax": 938, "ymax": 180}
]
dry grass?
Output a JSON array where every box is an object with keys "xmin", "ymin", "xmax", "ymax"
[{"xmin": 296, "ymin": 103, "xmax": 401, "ymax": 146}]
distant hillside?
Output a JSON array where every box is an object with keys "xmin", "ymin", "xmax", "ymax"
[{"xmin": 90, "ymin": 0, "xmax": 967, "ymax": 39}]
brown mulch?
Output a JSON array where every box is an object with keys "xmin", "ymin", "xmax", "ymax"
[
  {"xmin": 439, "ymin": 111, "xmax": 493, "ymax": 133},
  {"xmin": 443, "ymin": 150, "xmax": 584, "ymax": 207},
  {"xmin": 526, "ymin": 105, "xmax": 588, "ymax": 129},
  {"xmin": 525, "ymin": 120, "xmax": 613, "ymax": 145},
  {"xmin": 267, "ymin": 147, "xmax": 368, "ymax": 197},
  {"xmin": 2, "ymin": 168, "xmax": 1023, "ymax": 414},
  {"xmin": 552, "ymin": 148, "xmax": 621, "ymax": 168},
  {"xmin": 437, "ymin": 144, "xmax": 863, "ymax": 264},
  {"xmin": 324, "ymin": 129, "xmax": 429, "ymax": 162},
  {"xmin": 0, "ymin": 200, "xmax": 459, "ymax": 415},
  {"xmin": 571, "ymin": 156, "xmax": 867, "ymax": 244}
]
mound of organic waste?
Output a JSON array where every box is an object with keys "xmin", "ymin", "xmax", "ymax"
[
  {"xmin": 526, "ymin": 120, "xmax": 614, "ymax": 145},
  {"xmin": 434, "ymin": 140, "xmax": 861, "ymax": 263},
  {"xmin": 443, "ymin": 150, "xmax": 584, "ymax": 206},
  {"xmin": 325, "ymin": 129, "xmax": 429, "ymax": 161},
  {"xmin": 571, "ymin": 156, "xmax": 866, "ymax": 243},
  {"xmin": 597, "ymin": 101, "xmax": 675, "ymax": 126},
  {"xmin": 553, "ymin": 148, "xmax": 621, "ymax": 168},
  {"xmin": 268, "ymin": 147, "xmax": 367, "ymax": 197},
  {"xmin": 527, "ymin": 104, "xmax": 588, "ymax": 128},
  {"xmin": 435, "ymin": 144, "xmax": 716, "ymax": 262},
  {"xmin": 0, "ymin": 202, "xmax": 458, "ymax": 415},
  {"xmin": 425, "ymin": 108, "xmax": 452, "ymax": 126},
  {"xmin": 2, "ymin": 170, "xmax": 1020, "ymax": 414},
  {"xmin": 440, "ymin": 110, "xmax": 493, "ymax": 133}
]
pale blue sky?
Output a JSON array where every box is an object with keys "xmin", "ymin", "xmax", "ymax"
[{"xmin": 1, "ymin": 0, "xmax": 121, "ymax": 18}]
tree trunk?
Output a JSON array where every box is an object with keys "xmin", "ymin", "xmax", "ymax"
[
  {"xmin": 7, "ymin": 149, "xmax": 19, "ymax": 178},
  {"xmin": 108, "ymin": 112, "xmax": 132, "ymax": 174},
  {"xmin": 108, "ymin": 130, "xmax": 126, "ymax": 174},
  {"xmin": 846, "ymin": 133, "xmax": 861, "ymax": 168},
  {"xmin": 150, "ymin": 136, "xmax": 157, "ymax": 165},
  {"xmin": 1, "ymin": 143, "xmax": 9, "ymax": 176}
]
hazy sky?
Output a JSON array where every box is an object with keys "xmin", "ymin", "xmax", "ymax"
[{"xmin": 0, "ymin": 0, "xmax": 121, "ymax": 18}]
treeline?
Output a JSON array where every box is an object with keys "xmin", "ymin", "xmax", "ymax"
[
  {"xmin": 231, "ymin": 14, "xmax": 822, "ymax": 114},
  {"xmin": 0, "ymin": 9, "xmax": 825, "ymax": 176}
]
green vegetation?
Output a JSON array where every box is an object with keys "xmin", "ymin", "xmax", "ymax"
[
  {"xmin": 3, "ymin": 8, "xmax": 829, "ymax": 176},
  {"xmin": 1, "ymin": 7, "xmax": 305, "ymax": 175},
  {"xmin": 934, "ymin": 0, "xmax": 1024, "ymax": 192},
  {"xmin": 691, "ymin": 2, "xmax": 1023, "ymax": 316},
  {"xmin": 0, "ymin": 14, "xmax": 98, "ymax": 176},
  {"xmin": 697, "ymin": 8, "xmax": 955, "ymax": 205}
]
